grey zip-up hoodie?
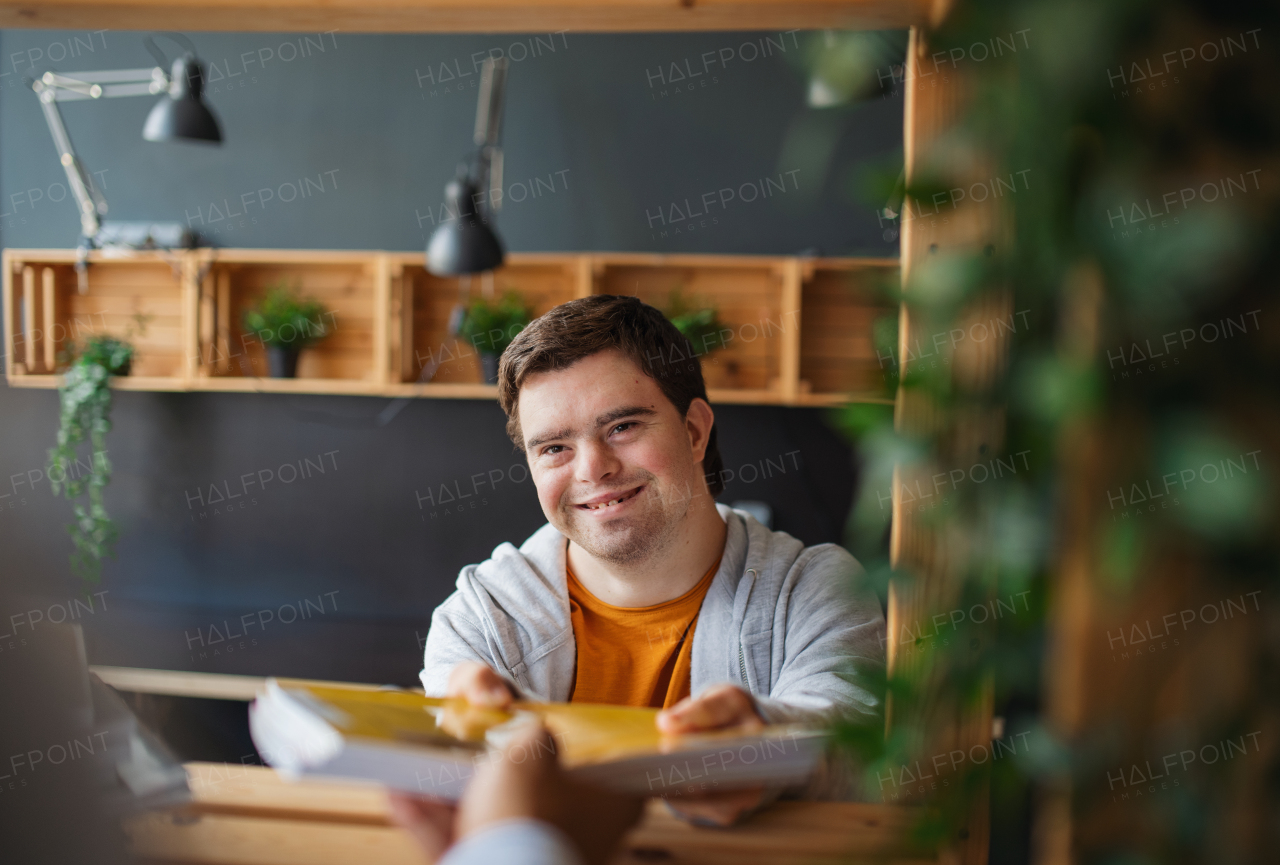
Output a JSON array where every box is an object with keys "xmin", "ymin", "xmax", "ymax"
[{"xmin": 420, "ymin": 504, "xmax": 886, "ymax": 798}]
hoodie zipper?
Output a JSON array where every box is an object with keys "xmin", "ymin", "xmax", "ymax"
[{"xmin": 737, "ymin": 568, "xmax": 757, "ymax": 687}]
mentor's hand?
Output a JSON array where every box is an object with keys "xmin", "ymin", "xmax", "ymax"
[
  {"xmin": 655, "ymin": 683, "xmax": 769, "ymax": 827},
  {"xmin": 390, "ymin": 723, "xmax": 643, "ymax": 865}
]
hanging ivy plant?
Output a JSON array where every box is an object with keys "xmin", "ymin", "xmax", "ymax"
[{"xmin": 47, "ymin": 334, "xmax": 133, "ymax": 585}]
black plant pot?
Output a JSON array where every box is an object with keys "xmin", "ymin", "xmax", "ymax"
[
  {"xmin": 267, "ymin": 346, "xmax": 301, "ymax": 378},
  {"xmin": 480, "ymin": 353, "xmax": 500, "ymax": 385}
]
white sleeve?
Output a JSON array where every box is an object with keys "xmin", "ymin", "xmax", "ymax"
[{"xmin": 438, "ymin": 818, "xmax": 583, "ymax": 865}]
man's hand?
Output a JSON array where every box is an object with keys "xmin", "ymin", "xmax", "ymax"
[
  {"xmin": 389, "ymin": 723, "xmax": 643, "ymax": 865},
  {"xmin": 446, "ymin": 661, "xmax": 517, "ymax": 708},
  {"xmin": 655, "ymin": 684, "xmax": 769, "ymax": 827},
  {"xmin": 656, "ymin": 684, "xmax": 765, "ymax": 736}
]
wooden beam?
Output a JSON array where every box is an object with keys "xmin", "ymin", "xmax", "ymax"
[{"xmin": 0, "ymin": 0, "xmax": 932, "ymax": 33}]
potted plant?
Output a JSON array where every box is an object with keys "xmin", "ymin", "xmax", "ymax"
[
  {"xmin": 242, "ymin": 284, "xmax": 332, "ymax": 378},
  {"xmin": 664, "ymin": 289, "xmax": 729, "ymax": 356},
  {"xmin": 47, "ymin": 333, "xmax": 134, "ymax": 586},
  {"xmin": 458, "ymin": 291, "xmax": 531, "ymax": 384}
]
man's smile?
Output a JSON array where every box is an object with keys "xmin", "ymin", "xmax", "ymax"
[{"xmin": 575, "ymin": 485, "xmax": 644, "ymax": 512}]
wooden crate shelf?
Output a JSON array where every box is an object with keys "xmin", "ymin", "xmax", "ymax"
[
  {"xmin": 4, "ymin": 248, "xmax": 897, "ymax": 407},
  {"xmin": 799, "ymin": 258, "xmax": 899, "ymax": 404},
  {"xmin": 195, "ymin": 250, "xmax": 379, "ymax": 384},
  {"xmin": 591, "ymin": 257, "xmax": 788, "ymax": 397},
  {"xmin": 389, "ymin": 253, "xmax": 583, "ymax": 387},
  {"xmin": 2, "ymin": 250, "xmax": 188, "ymax": 380}
]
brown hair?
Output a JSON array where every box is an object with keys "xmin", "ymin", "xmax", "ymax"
[{"xmin": 497, "ymin": 294, "xmax": 726, "ymax": 497}]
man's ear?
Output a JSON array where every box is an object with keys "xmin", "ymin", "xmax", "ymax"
[{"xmin": 685, "ymin": 398, "xmax": 715, "ymax": 462}]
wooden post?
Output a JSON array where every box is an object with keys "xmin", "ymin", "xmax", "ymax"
[
  {"xmin": 22, "ymin": 265, "xmax": 35, "ymax": 374},
  {"xmin": 199, "ymin": 267, "xmax": 216, "ymax": 376},
  {"xmin": 890, "ymin": 23, "xmax": 1004, "ymax": 865},
  {"xmin": 216, "ymin": 271, "xmax": 231, "ymax": 375},
  {"xmin": 181, "ymin": 252, "xmax": 200, "ymax": 383},
  {"xmin": 574, "ymin": 256, "xmax": 594, "ymax": 299},
  {"xmin": 399, "ymin": 269, "xmax": 415, "ymax": 383},
  {"xmin": 371, "ymin": 254, "xmax": 391, "ymax": 385},
  {"xmin": 778, "ymin": 258, "xmax": 801, "ymax": 404},
  {"xmin": 42, "ymin": 267, "xmax": 55, "ymax": 373},
  {"xmin": 2, "ymin": 256, "xmax": 16, "ymax": 377}
]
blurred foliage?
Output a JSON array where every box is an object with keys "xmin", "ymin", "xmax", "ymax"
[
  {"xmin": 47, "ymin": 334, "xmax": 134, "ymax": 587},
  {"xmin": 808, "ymin": 1, "xmax": 1280, "ymax": 861},
  {"xmin": 663, "ymin": 288, "xmax": 729, "ymax": 355},
  {"xmin": 243, "ymin": 283, "xmax": 331, "ymax": 350}
]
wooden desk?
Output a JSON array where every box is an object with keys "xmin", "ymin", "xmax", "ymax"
[{"xmin": 125, "ymin": 763, "xmax": 939, "ymax": 865}]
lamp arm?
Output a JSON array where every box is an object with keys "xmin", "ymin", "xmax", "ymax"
[
  {"xmin": 472, "ymin": 57, "xmax": 507, "ymax": 217},
  {"xmin": 35, "ymin": 90, "xmax": 106, "ymax": 239},
  {"xmin": 29, "ymin": 68, "xmax": 168, "ymax": 241}
]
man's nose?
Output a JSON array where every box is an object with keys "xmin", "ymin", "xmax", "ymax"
[{"xmin": 574, "ymin": 439, "xmax": 620, "ymax": 483}]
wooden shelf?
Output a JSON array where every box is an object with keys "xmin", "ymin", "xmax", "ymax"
[{"xmin": 4, "ymin": 249, "xmax": 897, "ymax": 407}]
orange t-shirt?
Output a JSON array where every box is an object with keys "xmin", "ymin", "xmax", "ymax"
[{"xmin": 567, "ymin": 556, "xmax": 721, "ymax": 709}]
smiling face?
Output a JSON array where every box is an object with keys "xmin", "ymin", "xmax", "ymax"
[{"xmin": 518, "ymin": 349, "xmax": 714, "ymax": 565}]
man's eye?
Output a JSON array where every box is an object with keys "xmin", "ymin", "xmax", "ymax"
[
  {"xmin": 611, "ymin": 422, "xmax": 636, "ymax": 435},
  {"xmin": 543, "ymin": 445, "xmax": 565, "ymax": 456}
]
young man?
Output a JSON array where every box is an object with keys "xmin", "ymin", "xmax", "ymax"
[{"xmin": 420, "ymin": 295, "xmax": 885, "ymax": 822}]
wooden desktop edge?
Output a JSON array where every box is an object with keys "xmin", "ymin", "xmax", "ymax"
[
  {"xmin": 90, "ymin": 664, "xmax": 415, "ymax": 701},
  {"xmin": 123, "ymin": 761, "xmax": 937, "ymax": 865}
]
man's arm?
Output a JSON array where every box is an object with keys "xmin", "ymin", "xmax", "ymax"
[
  {"xmin": 758, "ymin": 557, "xmax": 884, "ymax": 723},
  {"xmin": 660, "ymin": 544, "xmax": 885, "ymax": 813},
  {"xmin": 753, "ymin": 545, "xmax": 886, "ymax": 799},
  {"xmin": 420, "ymin": 595, "xmax": 523, "ymax": 697}
]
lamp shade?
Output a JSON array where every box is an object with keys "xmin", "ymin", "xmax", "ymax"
[
  {"xmin": 144, "ymin": 55, "xmax": 222, "ymax": 143},
  {"xmin": 426, "ymin": 178, "xmax": 504, "ymax": 276}
]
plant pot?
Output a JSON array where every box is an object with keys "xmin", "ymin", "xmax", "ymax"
[
  {"xmin": 267, "ymin": 346, "xmax": 301, "ymax": 378},
  {"xmin": 480, "ymin": 353, "xmax": 500, "ymax": 385}
]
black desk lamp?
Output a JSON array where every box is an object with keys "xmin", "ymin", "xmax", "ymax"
[
  {"xmin": 28, "ymin": 32, "xmax": 222, "ymax": 288},
  {"xmin": 426, "ymin": 57, "xmax": 508, "ymax": 277}
]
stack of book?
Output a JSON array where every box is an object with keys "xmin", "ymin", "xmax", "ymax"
[{"xmin": 250, "ymin": 679, "xmax": 826, "ymax": 799}]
